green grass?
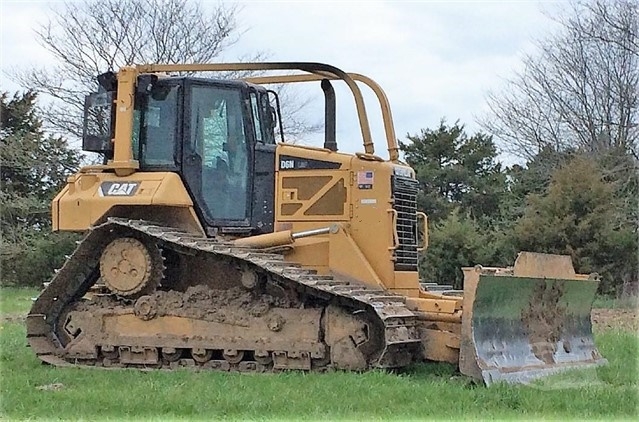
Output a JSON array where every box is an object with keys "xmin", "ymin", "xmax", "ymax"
[
  {"xmin": 593, "ymin": 294, "xmax": 638, "ymax": 309},
  {"xmin": 1, "ymin": 288, "xmax": 637, "ymax": 420},
  {"xmin": 0, "ymin": 286, "xmax": 39, "ymax": 316}
]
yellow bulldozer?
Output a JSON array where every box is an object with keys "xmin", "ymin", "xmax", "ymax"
[{"xmin": 28, "ymin": 62, "xmax": 605, "ymax": 384}]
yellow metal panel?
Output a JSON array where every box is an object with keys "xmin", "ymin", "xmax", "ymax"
[
  {"xmin": 151, "ymin": 174, "xmax": 194, "ymax": 205},
  {"xmin": 278, "ymin": 172, "xmax": 349, "ymax": 220},
  {"xmin": 405, "ymin": 297, "xmax": 461, "ymax": 314},
  {"xmin": 108, "ymin": 67, "xmax": 139, "ymax": 176},
  {"xmin": 51, "ymin": 185, "xmax": 68, "ymax": 231},
  {"xmin": 391, "ymin": 289, "xmax": 420, "ymax": 298},
  {"xmin": 274, "ymin": 143, "xmax": 414, "ymax": 291},
  {"xmin": 276, "ymin": 146, "xmax": 352, "ymax": 223},
  {"xmin": 394, "ymin": 271, "xmax": 420, "ymax": 289},
  {"xmin": 512, "ymin": 252, "xmax": 578, "ymax": 279},
  {"xmin": 417, "ymin": 327, "xmax": 460, "ymax": 363},
  {"xmin": 327, "ymin": 226, "xmax": 384, "ymax": 289},
  {"xmin": 347, "ymin": 156, "xmax": 396, "ymax": 288},
  {"xmin": 285, "ymin": 237, "xmax": 330, "ymax": 273},
  {"xmin": 55, "ymin": 171, "xmax": 198, "ymax": 232}
]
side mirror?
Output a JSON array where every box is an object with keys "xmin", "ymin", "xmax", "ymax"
[{"xmin": 97, "ymin": 71, "xmax": 117, "ymax": 92}]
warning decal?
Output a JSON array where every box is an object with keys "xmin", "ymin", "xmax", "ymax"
[{"xmin": 357, "ymin": 171, "xmax": 374, "ymax": 189}]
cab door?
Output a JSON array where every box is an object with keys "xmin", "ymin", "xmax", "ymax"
[
  {"xmin": 182, "ymin": 81, "xmax": 252, "ymax": 230},
  {"xmin": 249, "ymin": 89, "xmax": 276, "ymax": 234}
]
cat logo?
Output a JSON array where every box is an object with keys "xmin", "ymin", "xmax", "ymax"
[{"xmin": 99, "ymin": 182, "xmax": 140, "ymax": 197}]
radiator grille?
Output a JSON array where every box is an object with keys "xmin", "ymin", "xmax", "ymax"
[{"xmin": 391, "ymin": 175, "xmax": 419, "ymax": 271}]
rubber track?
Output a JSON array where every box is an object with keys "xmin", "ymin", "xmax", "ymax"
[{"xmin": 27, "ymin": 218, "xmax": 421, "ymax": 370}]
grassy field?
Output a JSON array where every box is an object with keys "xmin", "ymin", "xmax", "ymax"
[
  {"xmin": 1, "ymin": 287, "xmax": 637, "ymax": 420},
  {"xmin": 0, "ymin": 287, "xmax": 39, "ymax": 316},
  {"xmin": 592, "ymin": 293, "xmax": 639, "ymax": 309}
]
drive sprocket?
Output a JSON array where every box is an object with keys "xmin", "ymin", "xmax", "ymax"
[{"xmin": 99, "ymin": 237, "xmax": 164, "ymax": 297}]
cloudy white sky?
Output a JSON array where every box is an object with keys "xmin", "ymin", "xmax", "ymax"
[{"xmin": 0, "ymin": 0, "xmax": 563, "ymax": 158}]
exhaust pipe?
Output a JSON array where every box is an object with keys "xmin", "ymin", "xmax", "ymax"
[{"xmin": 321, "ymin": 79, "xmax": 337, "ymax": 151}]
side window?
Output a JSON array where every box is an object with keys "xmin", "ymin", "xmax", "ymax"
[
  {"xmin": 191, "ymin": 88, "xmax": 247, "ymax": 175},
  {"xmin": 133, "ymin": 84, "xmax": 179, "ymax": 167},
  {"xmin": 250, "ymin": 92, "xmax": 263, "ymax": 142},
  {"xmin": 132, "ymin": 110, "xmax": 140, "ymax": 160},
  {"xmin": 190, "ymin": 85, "xmax": 249, "ymax": 220},
  {"xmin": 143, "ymin": 101, "xmax": 176, "ymax": 165},
  {"xmin": 82, "ymin": 91, "xmax": 115, "ymax": 153},
  {"xmin": 260, "ymin": 92, "xmax": 276, "ymax": 144},
  {"xmin": 201, "ymin": 101, "xmax": 229, "ymax": 167}
]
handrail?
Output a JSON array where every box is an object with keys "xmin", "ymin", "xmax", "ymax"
[
  {"xmin": 416, "ymin": 212, "xmax": 429, "ymax": 252},
  {"xmin": 244, "ymin": 72, "xmax": 400, "ymax": 162},
  {"xmin": 387, "ymin": 209, "xmax": 399, "ymax": 251},
  {"xmin": 135, "ymin": 62, "xmax": 375, "ymax": 156}
]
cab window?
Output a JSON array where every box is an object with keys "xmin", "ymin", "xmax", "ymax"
[
  {"xmin": 132, "ymin": 84, "xmax": 179, "ymax": 167},
  {"xmin": 190, "ymin": 85, "xmax": 249, "ymax": 220}
]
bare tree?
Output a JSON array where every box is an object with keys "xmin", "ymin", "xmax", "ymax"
[
  {"xmin": 10, "ymin": 0, "xmax": 239, "ymax": 139},
  {"xmin": 575, "ymin": 0, "xmax": 638, "ymax": 55},
  {"xmin": 11, "ymin": 0, "xmax": 317, "ymax": 143},
  {"xmin": 482, "ymin": 0, "xmax": 638, "ymax": 161}
]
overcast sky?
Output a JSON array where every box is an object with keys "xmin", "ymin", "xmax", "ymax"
[{"xmin": 0, "ymin": 0, "xmax": 563, "ymax": 158}]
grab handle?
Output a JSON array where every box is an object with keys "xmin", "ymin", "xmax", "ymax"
[
  {"xmin": 387, "ymin": 209, "xmax": 399, "ymax": 250},
  {"xmin": 416, "ymin": 212, "xmax": 428, "ymax": 252}
]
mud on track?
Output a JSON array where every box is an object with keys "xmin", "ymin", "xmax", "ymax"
[
  {"xmin": 4, "ymin": 304, "xmax": 638, "ymax": 332},
  {"xmin": 6, "ymin": 304, "xmax": 637, "ymax": 332}
]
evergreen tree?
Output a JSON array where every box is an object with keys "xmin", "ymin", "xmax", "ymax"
[
  {"xmin": 420, "ymin": 209, "xmax": 514, "ymax": 289},
  {"xmin": 514, "ymin": 156, "xmax": 637, "ymax": 294},
  {"xmin": 400, "ymin": 120, "xmax": 514, "ymax": 287},
  {"xmin": 400, "ymin": 120, "xmax": 507, "ymax": 224},
  {"xmin": 1, "ymin": 91, "xmax": 82, "ymax": 286}
]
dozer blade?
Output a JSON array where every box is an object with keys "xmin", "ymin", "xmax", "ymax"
[{"xmin": 459, "ymin": 252, "xmax": 606, "ymax": 385}]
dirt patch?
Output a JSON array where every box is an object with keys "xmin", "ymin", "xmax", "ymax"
[
  {"xmin": 592, "ymin": 308, "xmax": 638, "ymax": 332},
  {"xmin": 1, "ymin": 313, "xmax": 26, "ymax": 323},
  {"xmin": 36, "ymin": 383, "xmax": 64, "ymax": 391},
  {"xmin": 521, "ymin": 282, "xmax": 566, "ymax": 363}
]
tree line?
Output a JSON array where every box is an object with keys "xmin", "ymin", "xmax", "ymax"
[
  {"xmin": 1, "ymin": 0, "xmax": 637, "ymax": 295},
  {"xmin": 402, "ymin": 120, "xmax": 637, "ymax": 295},
  {"xmin": 407, "ymin": 0, "xmax": 637, "ymax": 295}
]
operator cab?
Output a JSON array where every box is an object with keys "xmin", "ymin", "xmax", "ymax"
[{"xmin": 83, "ymin": 75, "xmax": 280, "ymax": 236}]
